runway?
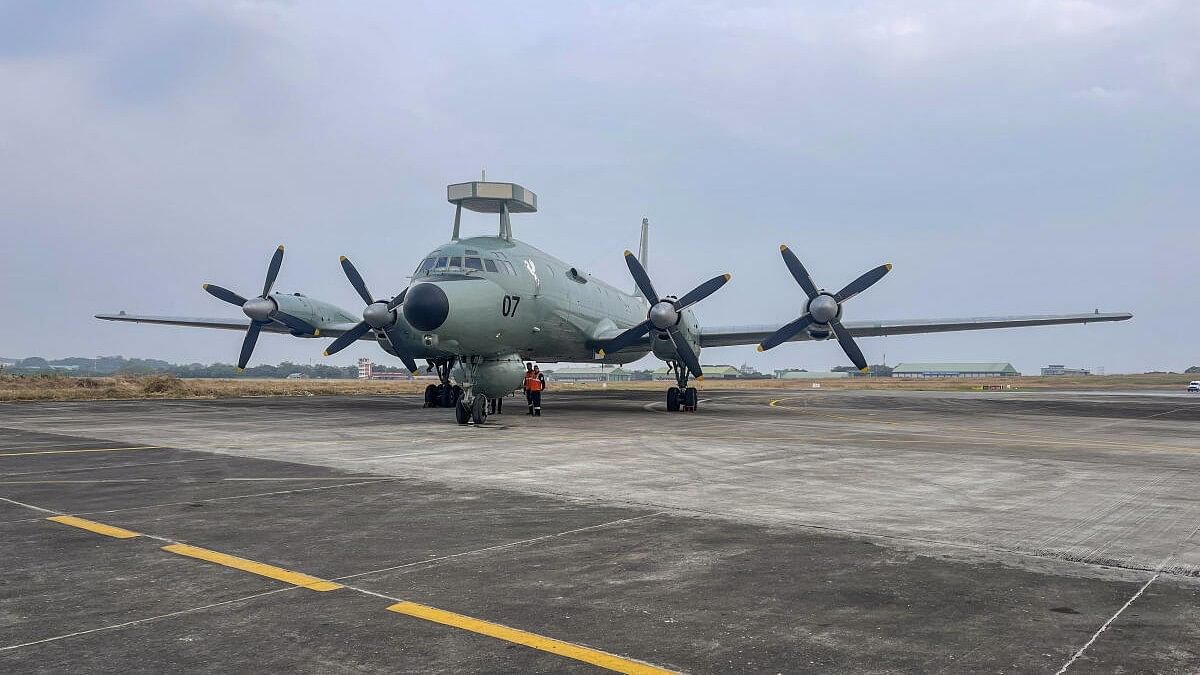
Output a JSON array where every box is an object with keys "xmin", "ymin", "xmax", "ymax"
[{"xmin": 0, "ymin": 388, "xmax": 1197, "ymax": 672}]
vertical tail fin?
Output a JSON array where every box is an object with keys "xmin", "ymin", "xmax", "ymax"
[{"xmin": 634, "ymin": 218, "xmax": 650, "ymax": 300}]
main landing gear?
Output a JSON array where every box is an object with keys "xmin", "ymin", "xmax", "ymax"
[
  {"xmin": 663, "ymin": 360, "xmax": 699, "ymax": 412},
  {"xmin": 423, "ymin": 358, "xmax": 462, "ymax": 410}
]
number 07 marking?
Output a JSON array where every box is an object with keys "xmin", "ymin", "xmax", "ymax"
[{"xmin": 502, "ymin": 295, "xmax": 521, "ymax": 317}]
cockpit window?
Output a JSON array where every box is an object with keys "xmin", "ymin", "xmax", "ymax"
[
  {"xmin": 483, "ymin": 259, "xmax": 498, "ymax": 273},
  {"xmin": 464, "ymin": 257, "xmax": 483, "ymax": 270},
  {"xmin": 435, "ymin": 256, "xmax": 449, "ymax": 269},
  {"xmin": 449, "ymin": 256, "xmax": 462, "ymax": 268},
  {"xmin": 418, "ymin": 258, "xmax": 435, "ymax": 273}
]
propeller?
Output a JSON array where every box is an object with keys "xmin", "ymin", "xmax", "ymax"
[
  {"xmin": 598, "ymin": 251, "xmax": 731, "ymax": 380},
  {"xmin": 322, "ymin": 256, "xmax": 419, "ymax": 374},
  {"xmin": 202, "ymin": 245, "xmax": 317, "ymax": 371},
  {"xmin": 756, "ymin": 245, "xmax": 891, "ymax": 372}
]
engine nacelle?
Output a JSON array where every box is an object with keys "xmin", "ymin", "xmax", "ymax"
[{"xmin": 451, "ymin": 354, "xmax": 527, "ymax": 399}]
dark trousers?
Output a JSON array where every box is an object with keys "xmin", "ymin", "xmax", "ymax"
[{"xmin": 531, "ymin": 390, "xmax": 542, "ymax": 415}]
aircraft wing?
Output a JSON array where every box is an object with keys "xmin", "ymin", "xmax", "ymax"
[
  {"xmin": 698, "ymin": 311, "xmax": 1133, "ymax": 349},
  {"xmin": 94, "ymin": 313, "xmax": 360, "ymax": 338}
]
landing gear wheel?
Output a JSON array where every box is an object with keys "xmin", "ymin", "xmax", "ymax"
[
  {"xmin": 454, "ymin": 399, "xmax": 470, "ymax": 425},
  {"xmin": 424, "ymin": 384, "xmax": 439, "ymax": 408},
  {"xmin": 471, "ymin": 396, "xmax": 487, "ymax": 425},
  {"xmin": 666, "ymin": 386, "xmax": 680, "ymax": 412},
  {"xmin": 683, "ymin": 386, "xmax": 698, "ymax": 411}
]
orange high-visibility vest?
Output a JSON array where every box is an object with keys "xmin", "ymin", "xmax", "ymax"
[{"xmin": 524, "ymin": 373, "xmax": 543, "ymax": 392}]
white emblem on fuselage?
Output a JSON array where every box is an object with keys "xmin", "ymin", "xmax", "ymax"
[{"xmin": 524, "ymin": 259, "xmax": 539, "ymax": 285}]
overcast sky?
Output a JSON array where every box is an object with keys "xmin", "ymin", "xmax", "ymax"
[{"xmin": 2, "ymin": 1, "xmax": 1196, "ymax": 374}]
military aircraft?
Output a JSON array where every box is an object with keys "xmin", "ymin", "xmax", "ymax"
[{"xmin": 97, "ymin": 180, "xmax": 1132, "ymax": 425}]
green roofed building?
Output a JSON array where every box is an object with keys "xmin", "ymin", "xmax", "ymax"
[
  {"xmin": 548, "ymin": 366, "xmax": 632, "ymax": 383},
  {"xmin": 653, "ymin": 365, "xmax": 742, "ymax": 380},
  {"xmin": 892, "ymin": 362, "xmax": 1020, "ymax": 378}
]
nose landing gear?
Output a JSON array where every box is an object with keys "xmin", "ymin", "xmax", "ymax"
[
  {"xmin": 664, "ymin": 360, "xmax": 699, "ymax": 412},
  {"xmin": 423, "ymin": 358, "xmax": 462, "ymax": 409}
]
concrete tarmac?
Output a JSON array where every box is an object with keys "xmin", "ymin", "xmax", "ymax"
[{"xmin": 0, "ymin": 388, "xmax": 1197, "ymax": 673}]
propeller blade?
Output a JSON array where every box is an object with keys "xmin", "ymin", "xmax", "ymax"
[
  {"xmin": 829, "ymin": 319, "xmax": 868, "ymax": 371},
  {"xmin": 203, "ymin": 284, "xmax": 247, "ymax": 307},
  {"xmin": 596, "ymin": 320, "xmax": 652, "ymax": 357},
  {"xmin": 756, "ymin": 314, "xmax": 816, "ymax": 352},
  {"xmin": 237, "ymin": 322, "xmax": 263, "ymax": 371},
  {"xmin": 274, "ymin": 311, "xmax": 318, "ymax": 336},
  {"xmin": 624, "ymin": 250, "xmax": 659, "ymax": 305},
  {"xmin": 323, "ymin": 321, "xmax": 371, "ymax": 357},
  {"xmin": 262, "ymin": 245, "xmax": 285, "ymax": 297},
  {"xmin": 340, "ymin": 256, "xmax": 375, "ymax": 306},
  {"xmin": 780, "ymin": 245, "xmax": 820, "ymax": 300},
  {"xmin": 675, "ymin": 273, "xmax": 732, "ymax": 311},
  {"xmin": 834, "ymin": 263, "xmax": 892, "ymax": 304},
  {"xmin": 388, "ymin": 287, "xmax": 408, "ymax": 310},
  {"xmin": 382, "ymin": 327, "xmax": 419, "ymax": 374},
  {"xmin": 667, "ymin": 325, "xmax": 703, "ymax": 379}
]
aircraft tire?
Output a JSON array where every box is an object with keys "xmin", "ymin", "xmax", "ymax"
[
  {"xmin": 684, "ymin": 386, "xmax": 698, "ymax": 411},
  {"xmin": 424, "ymin": 384, "xmax": 439, "ymax": 408},
  {"xmin": 454, "ymin": 399, "xmax": 470, "ymax": 425},
  {"xmin": 438, "ymin": 385, "xmax": 455, "ymax": 408},
  {"xmin": 471, "ymin": 396, "xmax": 486, "ymax": 425},
  {"xmin": 666, "ymin": 387, "xmax": 680, "ymax": 412}
]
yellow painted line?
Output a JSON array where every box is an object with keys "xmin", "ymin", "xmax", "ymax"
[
  {"xmin": 387, "ymin": 601, "xmax": 676, "ymax": 674},
  {"xmin": 161, "ymin": 544, "xmax": 343, "ymax": 591},
  {"xmin": 47, "ymin": 515, "xmax": 140, "ymax": 539},
  {"xmin": 0, "ymin": 445, "xmax": 160, "ymax": 457}
]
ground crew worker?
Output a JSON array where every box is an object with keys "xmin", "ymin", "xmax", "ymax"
[
  {"xmin": 524, "ymin": 366, "xmax": 544, "ymax": 416},
  {"xmin": 523, "ymin": 362, "xmax": 535, "ymax": 413}
]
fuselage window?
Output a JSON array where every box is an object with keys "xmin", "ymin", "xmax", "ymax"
[
  {"xmin": 483, "ymin": 259, "xmax": 499, "ymax": 273},
  {"xmin": 465, "ymin": 257, "xmax": 483, "ymax": 270},
  {"xmin": 435, "ymin": 256, "xmax": 449, "ymax": 269},
  {"xmin": 449, "ymin": 256, "xmax": 462, "ymax": 268}
]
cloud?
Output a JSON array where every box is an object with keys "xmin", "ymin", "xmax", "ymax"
[{"xmin": 0, "ymin": 1, "xmax": 1196, "ymax": 374}]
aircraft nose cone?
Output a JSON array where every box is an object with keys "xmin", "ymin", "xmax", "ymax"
[{"xmin": 402, "ymin": 283, "xmax": 449, "ymax": 332}]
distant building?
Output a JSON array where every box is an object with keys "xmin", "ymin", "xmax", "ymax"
[
  {"xmin": 892, "ymin": 362, "xmax": 1020, "ymax": 379},
  {"xmin": 550, "ymin": 366, "xmax": 632, "ymax": 383},
  {"xmin": 357, "ymin": 357, "xmax": 412, "ymax": 380},
  {"xmin": 776, "ymin": 370, "xmax": 850, "ymax": 380},
  {"xmin": 1041, "ymin": 364, "xmax": 1091, "ymax": 376},
  {"xmin": 653, "ymin": 365, "xmax": 742, "ymax": 380}
]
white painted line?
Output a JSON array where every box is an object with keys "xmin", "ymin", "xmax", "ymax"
[
  {"xmin": 0, "ymin": 496, "xmax": 61, "ymax": 515},
  {"xmin": 337, "ymin": 511, "xmax": 667, "ymax": 581},
  {"xmin": 1055, "ymin": 571, "xmax": 1161, "ymax": 674},
  {"xmin": 0, "ymin": 587, "xmax": 296, "ymax": 653}
]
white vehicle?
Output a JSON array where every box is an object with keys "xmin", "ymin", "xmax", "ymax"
[{"xmin": 1188, "ymin": 381, "xmax": 1200, "ymax": 393}]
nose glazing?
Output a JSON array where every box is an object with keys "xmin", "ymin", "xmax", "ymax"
[{"xmin": 402, "ymin": 283, "xmax": 449, "ymax": 332}]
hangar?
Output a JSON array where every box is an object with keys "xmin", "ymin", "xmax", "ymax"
[{"xmin": 892, "ymin": 362, "xmax": 1020, "ymax": 378}]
